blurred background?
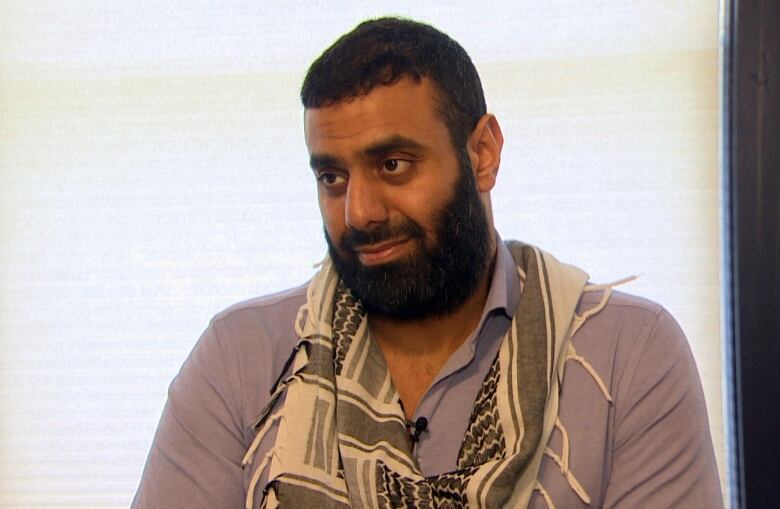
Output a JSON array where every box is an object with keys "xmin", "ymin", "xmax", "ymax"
[{"xmin": 0, "ymin": 1, "xmax": 724, "ymax": 507}]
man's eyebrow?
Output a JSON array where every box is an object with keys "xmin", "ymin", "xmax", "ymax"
[
  {"xmin": 309, "ymin": 135, "xmax": 427, "ymax": 170},
  {"xmin": 309, "ymin": 153, "xmax": 343, "ymax": 170},
  {"xmin": 361, "ymin": 135, "xmax": 427, "ymax": 159}
]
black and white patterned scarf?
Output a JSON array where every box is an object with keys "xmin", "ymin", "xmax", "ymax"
[{"xmin": 243, "ymin": 241, "xmax": 590, "ymax": 508}]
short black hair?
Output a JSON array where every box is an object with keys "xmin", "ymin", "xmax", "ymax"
[{"xmin": 300, "ymin": 17, "xmax": 487, "ymax": 149}]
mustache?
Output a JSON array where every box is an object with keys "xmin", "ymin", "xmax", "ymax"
[{"xmin": 340, "ymin": 220, "xmax": 425, "ymax": 251}]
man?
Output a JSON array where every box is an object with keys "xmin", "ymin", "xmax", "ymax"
[{"xmin": 132, "ymin": 17, "xmax": 723, "ymax": 508}]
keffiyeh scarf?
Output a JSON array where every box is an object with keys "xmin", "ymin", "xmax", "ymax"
[{"xmin": 243, "ymin": 241, "xmax": 593, "ymax": 508}]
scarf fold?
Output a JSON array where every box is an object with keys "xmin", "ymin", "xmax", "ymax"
[{"xmin": 244, "ymin": 241, "xmax": 589, "ymax": 508}]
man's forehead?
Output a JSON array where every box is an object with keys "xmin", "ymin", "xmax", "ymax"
[{"xmin": 303, "ymin": 78, "xmax": 443, "ymax": 143}]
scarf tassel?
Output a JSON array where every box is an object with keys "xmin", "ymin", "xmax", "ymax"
[
  {"xmin": 534, "ymin": 481, "xmax": 557, "ymax": 509},
  {"xmin": 244, "ymin": 333, "xmax": 321, "ymax": 509},
  {"xmin": 245, "ymin": 450, "xmax": 277, "ymax": 509},
  {"xmin": 536, "ymin": 278, "xmax": 630, "ymax": 507}
]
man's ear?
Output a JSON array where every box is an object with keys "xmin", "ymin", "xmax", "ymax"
[{"xmin": 467, "ymin": 114, "xmax": 504, "ymax": 193}]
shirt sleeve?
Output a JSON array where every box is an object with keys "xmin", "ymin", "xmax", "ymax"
[
  {"xmin": 131, "ymin": 320, "xmax": 247, "ymax": 509},
  {"xmin": 602, "ymin": 308, "xmax": 723, "ymax": 508}
]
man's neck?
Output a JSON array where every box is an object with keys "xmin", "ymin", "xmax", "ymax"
[{"xmin": 368, "ymin": 247, "xmax": 497, "ymax": 418}]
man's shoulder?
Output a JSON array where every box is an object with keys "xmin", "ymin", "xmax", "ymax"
[
  {"xmin": 579, "ymin": 286, "xmax": 663, "ymax": 317},
  {"xmin": 208, "ymin": 282, "xmax": 309, "ymax": 338},
  {"xmin": 571, "ymin": 285, "xmax": 691, "ymax": 396},
  {"xmin": 200, "ymin": 283, "xmax": 310, "ymax": 371},
  {"xmin": 213, "ymin": 282, "xmax": 309, "ymax": 322},
  {"xmin": 575, "ymin": 287, "xmax": 670, "ymax": 343},
  {"xmin": 185, "ymin": 282, "xmax": 310, "ymax": 422},
  {"xmin": 550, "ymin": 289, "xmax": 720, "ymax": 508}
]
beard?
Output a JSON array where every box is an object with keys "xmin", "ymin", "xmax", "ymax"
[{"xmin": 325, "ymin": 151, "xmax": 491, "ymax": 320}]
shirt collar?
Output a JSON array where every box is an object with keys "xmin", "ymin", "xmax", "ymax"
[
  {"xmin": 496, "ymin": 235, "xmax": 522, "ymax": 319},
  {"xmin": 428, "ymin": 233, "xmax": 522, "ymax": 379},
  {"xmin": 469, "ymin": 232, "xmax": 521, "ymax": 340}
]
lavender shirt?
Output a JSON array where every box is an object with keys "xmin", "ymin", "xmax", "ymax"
[{"xmin": 132, "ymin": 241, "xmax": 723, "ymax": 508}]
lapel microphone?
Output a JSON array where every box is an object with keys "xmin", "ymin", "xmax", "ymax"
[{"xmin": 406, "ymin": 416, "xmax": 428, "ymax": 445}]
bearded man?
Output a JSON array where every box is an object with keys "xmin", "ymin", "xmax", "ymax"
[{"xmin": 132, "ymin": 17, "xmax": 723, "ymax": 509}]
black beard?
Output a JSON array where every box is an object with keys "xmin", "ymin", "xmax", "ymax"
[{"xmin": 325, "ymin": 153, "xmax": 491, "ymax": 320}]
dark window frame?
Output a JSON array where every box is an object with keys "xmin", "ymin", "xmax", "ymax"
[{"xmin": 724, "ymin": 0, "xmax": 780, "ymax": 508}]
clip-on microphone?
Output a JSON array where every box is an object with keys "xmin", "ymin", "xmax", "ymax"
[{"xmin": 406, "ymin": 416, "xmax": 428, "ymax": 446}]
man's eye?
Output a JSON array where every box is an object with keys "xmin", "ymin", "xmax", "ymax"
[
  {"xmin": 382, "ymin": 159, "xmax": 409, "ymax": 173},
  {"xmin": 317, "ymin": 172, "xmax": 346, "ymax": 187}
]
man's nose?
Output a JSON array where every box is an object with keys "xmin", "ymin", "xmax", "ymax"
[{"xmin": 344, "ymin": 174, "xmax": 388, "ymax": 230}]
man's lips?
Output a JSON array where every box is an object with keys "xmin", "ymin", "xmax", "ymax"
[{"xmin": 353, "ymin": 237, "xmax": 411, "ymax": 265}]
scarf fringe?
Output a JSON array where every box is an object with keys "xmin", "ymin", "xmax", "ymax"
[
  {"xmin": 244, "ymin": 337, "xmax": 315, "ymax": 508},
  {"xmin": 568, "ymin": 275, "xmax": 636, "ymax": 338},
  {"xmin": 534, "ymin": 481, "xmax": 557, "ymax": 509},
  {"xmin": 565, "ymin": 344, "xmax": 613, "ymax": 403},
  {"xmin": 540, "ymin": 418, "xmax": 590, "ymax": 504},
  {"xmin": 251, "ymin": 337, "xmax": 314, "ymax": 435},
  {"xmin": 244, "ymin": 412, "xmax": 283, "ymax": 466},
  {"xmin": 246, "ymin": 450, "xmax": 275, "ymax": 509},
  {"xmin": 536, "ymin": 277, "xmax": 632, "ymax": 507}
]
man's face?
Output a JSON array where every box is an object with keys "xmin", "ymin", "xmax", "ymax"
[{"xmin": 304, "ymin": 78, "xmax": 490, "ymax": 319}]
